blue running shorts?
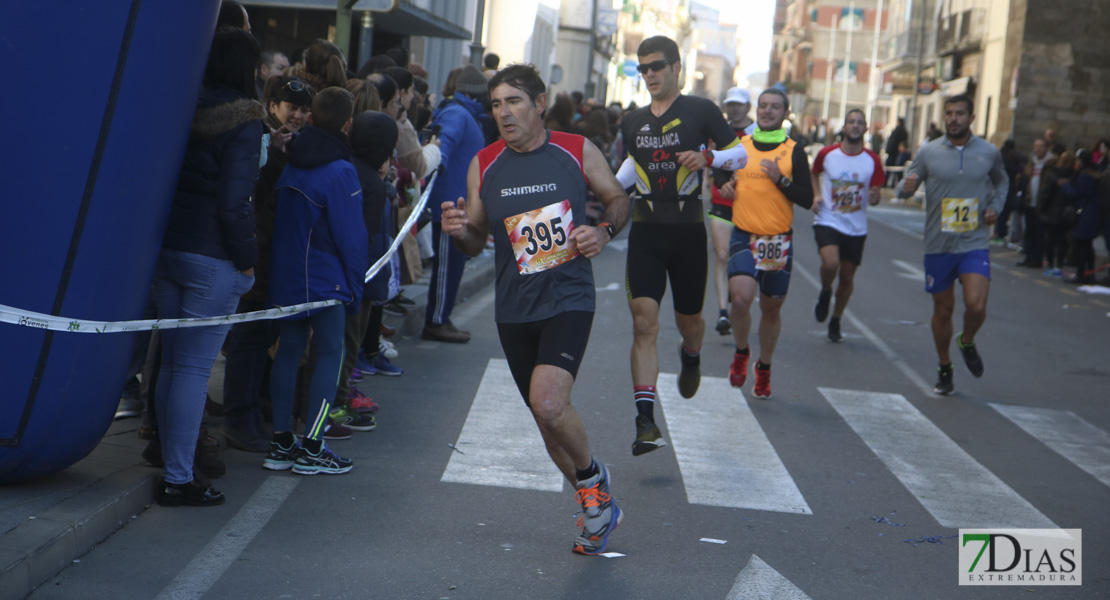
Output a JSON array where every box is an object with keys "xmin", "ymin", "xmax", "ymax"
[
  {"xmin": 924, "ymin": 249, "xmax": 991, "ymax": 294},
  {"xmin": 727, "ymin": 228, "xmax": 793, "ymax": 298}
]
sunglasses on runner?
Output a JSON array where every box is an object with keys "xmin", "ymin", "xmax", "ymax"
[{"xmin": 636, "ymin": 59, "xmax": 673, "ymax": 74}]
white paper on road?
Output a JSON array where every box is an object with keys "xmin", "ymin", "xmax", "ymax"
[
  {"xmin": 990, "ymin": 403, "xmax": 1110, "ymax": 489},
  {"xmin": 819, "ymin": 388, "xmax": 1057, "ymax": 529},
  {"xmin": 660, "ymin": 374, "xmax": 812, "ymax": 514},
  {"xmin": 441, "ymin": 359, "xmax": 564, "ymax": 492},
  {"xmin": 726, "ymin": 554, "xmax": 813, "ymax": 600}
]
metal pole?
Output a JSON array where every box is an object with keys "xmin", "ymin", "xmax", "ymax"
[
  {"xmin": 866, "ymin": 0, "xmax": 884, "ymax": 127},
  {"xmin": 334, "ymin": 0, "xmax": 359, "ymax": 62},
  {"xmin": 822, "ymin": 14, "xmax": 838, "ymax": 140},
  {"xmin": 908, "ymin": 0, "xmax": 928, "ymax": 156},
  {"xmin": 584, "ymin": 0, "xmax": 599, "ymax": 99},
  {"xmin": 358, "ymin": 12, "xmax": 374, "ymax": 69},
  {"xmin": 469, "ymin": 0, "xmax": 487, "ymax": 68},
  {"xmin": 840, "ymin": 2, "xmax": 854, "ymax": 123}
]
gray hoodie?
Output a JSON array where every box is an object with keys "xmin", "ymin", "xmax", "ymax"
[{"xmin": 900, "ymin": 135, "xmax": 1008, "ymax": 254}]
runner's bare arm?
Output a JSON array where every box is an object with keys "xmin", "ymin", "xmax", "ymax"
[
  {"xmin": 574, "ymin": 139, "xmax": 631, "ymax": 259},
  {"xmin": 810, "ymin": 169, "xmax": 823, "ymax": 214},
  {"xmin": 443, "ymin": 156, "xmax": 490, "ymax": 257}
]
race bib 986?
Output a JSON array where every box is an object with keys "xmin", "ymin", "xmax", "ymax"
[
  {"xmin": 750, "ymin": 234, "xmax": 791, "ymax": 271},
  {"xmin": 504, "ymin": 200, "xmax": 580, "ymax": 275}
]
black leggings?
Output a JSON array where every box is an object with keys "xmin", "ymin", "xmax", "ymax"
[
  {"xmin": 1044, "ymin": 224, "xmax": 1069, "ymax": 269},
  {"xmin": 1074, "ymin": 238, "xmax": 1096, "ymax": 278}
]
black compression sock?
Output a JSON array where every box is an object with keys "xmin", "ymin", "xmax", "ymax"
[
  {"xmin": 302, "ymin": 437, "xmax": 323, "ymax": 453},
  {"xmin": 575, "ymin": 460, "xmax": 599, "ymax": 483},
  {"xmin": 274, "ymin": 431, "xmax": 296, "ymax": 447}
]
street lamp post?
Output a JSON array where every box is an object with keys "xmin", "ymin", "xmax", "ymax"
[{"xmin": 469, "ymin": 0, "xmax": 487, "ymax": 68}]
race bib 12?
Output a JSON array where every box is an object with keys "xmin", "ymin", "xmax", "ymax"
[{"xmin": 942, "ymin": 197, "xmax": 979, "ymax": 233}]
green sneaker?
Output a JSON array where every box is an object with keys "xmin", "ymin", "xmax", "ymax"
[
  {"xmin": 956, "ymin": 332, "xmax": 984, "ymax": 377},
  {"xmin": 631, "ymin": 415, "xmax": 667, "ymax": 456},
  {"xmin": 329, "ymin": 406, "xmax": 377, "ymax": 432}
]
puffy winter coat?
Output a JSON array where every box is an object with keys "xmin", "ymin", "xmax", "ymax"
[
  {"xmin": 162, "ymin": 85, "xmax": 264, "ymax": 270},
  {"xmin": 268, "ymin": 125, "xmax": 368, "ymax": 315}
]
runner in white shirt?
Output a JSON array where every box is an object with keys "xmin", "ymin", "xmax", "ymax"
[{"xmin": 810, "ymin": 109, "xmax": 884, "ymax": 341}]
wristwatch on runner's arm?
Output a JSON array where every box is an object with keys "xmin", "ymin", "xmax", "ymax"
[
  {"xmin": 599, "ymin": 221, "xmax": 616, "ymax": 240},
  {"xmin": 778, "ymin": 175, "xmax": 792, "ymax": 188}
]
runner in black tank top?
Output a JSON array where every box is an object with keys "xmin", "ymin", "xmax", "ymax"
[{"xmin": 440, "ymin": 64, "xmax": 631, "ymax": 556}]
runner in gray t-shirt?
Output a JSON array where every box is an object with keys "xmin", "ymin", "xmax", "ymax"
[{"xmin": 899, "ymin": 94, "xmax": 1008, "ymax": 395}]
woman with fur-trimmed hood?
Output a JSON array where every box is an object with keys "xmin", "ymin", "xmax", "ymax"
[{"xmin": 152, "ymin": 27, "xmax": 265, "ymax": 508}]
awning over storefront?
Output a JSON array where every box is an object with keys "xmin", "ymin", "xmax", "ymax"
[
  {"xmin": 375, "ymin": 1, "xmax": 469, "ymax": 39},
  {"xmin": 243, "ymin": 0, "xmax": 470, "ymax": 40}
]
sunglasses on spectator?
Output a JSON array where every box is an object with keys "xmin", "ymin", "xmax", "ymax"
[
  {"xmin": 283, "ymin": 80, "xmax": 316, "ymax": 97},
  {"xmin": 636, "ymin": 59, "xmax": 673, "ymax": 74}
]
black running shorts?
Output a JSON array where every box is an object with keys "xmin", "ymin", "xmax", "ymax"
[
  {"xmin": 813, "ymin": 224, "xmax": 867, "ymax": 266},
  {"xmin": 625, "ymin": 222, "xmax": 708, "ymax": 315},
  {"xmin": 497, "ymin": 311, "xmax": 594, "ymax": 406},
  {"xmin": 708, "ymin": 203, "xmax": 732, "ymax": 223}
]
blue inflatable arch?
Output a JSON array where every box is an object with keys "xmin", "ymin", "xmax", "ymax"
[{"xmin": 0, "ymin": 1, "xmax": 223, "ymax": 483}]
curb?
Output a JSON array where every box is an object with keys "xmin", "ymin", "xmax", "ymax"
[
  {"xmin": 0, "ymin": 251, "xmax": 496, "ymax": 600},
  {"xmin": 0, "ymin": 466, "xmax": 157, "ymax": 600},
  {"xmin": 396, "ymin": 250, "xmax": 495, "ymax": 338}
]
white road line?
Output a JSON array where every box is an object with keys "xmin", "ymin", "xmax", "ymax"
[
  {"xmin": 867, "ymin": 206, "xmax": 925, "ymax": 240},
  {"xmin": 990, "ymin": 403, "xmax": 1110, "ymax": 489},
  {"xmin": 659, "ymin": 373, "xmax": 812, "ymax": 514},
  {"xmin": 441, "ymin": 359, "xmax": 564, "ymax": 492},
  {"xmin": 726, "ymin": 554, "xmax": 813, "ymax": 600},
  {"xmin": 819, "ymin": 388, "xmax": 1057, "ymax": 529},
  {"xmin": 892, "ymin": 258, "xmax": 925, "ymax": 281},
  {"xmin": 794, "ymin": 263, "xmax": 935, "ymax": 397},
  {"xmin": 154, "ymin": 476, "xmax": 299, "ymax": 600}
]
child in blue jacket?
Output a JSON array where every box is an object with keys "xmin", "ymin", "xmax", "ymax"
[{"xmin": 265, "ymin": 87, "xmax": 368, "ymax": 474}]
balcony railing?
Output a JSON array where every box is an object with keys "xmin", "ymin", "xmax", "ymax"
[{"xmin": 935, "ymin": 8, "xmax": 986, "ymax": 55}]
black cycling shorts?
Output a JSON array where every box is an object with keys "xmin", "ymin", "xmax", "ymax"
[
  {"xmin": 708, "ymin": 203, "xmax": 732, "ymax": 223},
  {"xmin": 625, "ymin": 222, "xmax": 708, "ymax": 315},
  {"xmin": 497, "ymin": 311, "xmax": 593, "ymax": 406},
  {"xmin": 813, "ymin": 224, "xmax": 867, "ymax": 266}
]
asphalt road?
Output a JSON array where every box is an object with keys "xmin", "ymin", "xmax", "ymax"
[{"xmin": 29, "ymin": 205, "xmax": 1109, "ymax": 600}]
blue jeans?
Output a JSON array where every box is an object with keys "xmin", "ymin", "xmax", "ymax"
[
  {"xmin": 152, "ymin": 250, "xmax": 253, "ymax": 484},
  {"xmin": 271, "ymin": 305, "xmax": 346, "ymax": 439}
]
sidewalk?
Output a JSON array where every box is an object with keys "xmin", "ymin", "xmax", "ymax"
[{"xmin": 0, "ymin": 249, "xmax": 494, "ymax": 600}]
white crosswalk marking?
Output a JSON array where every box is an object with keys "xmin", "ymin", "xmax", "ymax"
[
  {"xmin": 819, "ymin": 387, "xmax": 1056, "ymax": 529},
  {"xmin": 726, "ymin": 554, "xmax": 813, "ymax": 600},
  {"xmin": 990, "ymin": 403, "xmax": 1110, "ymax": 488},
  {"xmin": 659, "ymin": 374, "xmax": 812, "ymax": 514},
  {"xmin": 441, "ymin": 359, "xmax": 564, "ymax": 492}
]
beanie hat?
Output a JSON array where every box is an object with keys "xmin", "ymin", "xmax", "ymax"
[
  {"xmin": 455, "ymin": 65, "xmax": 488, "ymax": 96},
  {"xmin": 349, "ymin": 111, "xmax": 399, "ymax": 168}
]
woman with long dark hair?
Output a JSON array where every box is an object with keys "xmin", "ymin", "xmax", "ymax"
[{"xmin": 153, "ymin": 27, "xmax": 263, "ymax": 506}]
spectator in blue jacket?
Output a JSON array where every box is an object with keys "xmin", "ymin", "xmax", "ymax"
[
  {"xmin": 265, "ymin": 87, "xmax": 368, "ymax": 475},
  {"xmin": 1063, "ymin": 149, "xmax": 1104, "ymax": 284},
  {"xmin": 422, "ymin": 64, "xmax": 489, "ymax": 343},
  {"xmin": 153, "ymin": 27, "xmax": 263, "ymax": 507}
]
